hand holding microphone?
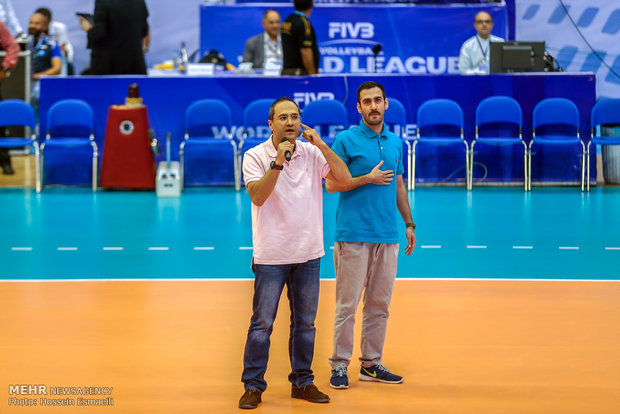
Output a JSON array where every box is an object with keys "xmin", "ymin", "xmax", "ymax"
[
  {"xmin": 280, "ymin": 137, "xmax": 292, "ymax": 161},
  {"xmin": 277, "ymin": 137, "xmax": 294, "ymax": 163}
]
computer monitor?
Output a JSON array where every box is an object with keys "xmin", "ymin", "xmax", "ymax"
[{"xmin": 489, "ymin": 41, "xmax": 546, "ymax": 73}]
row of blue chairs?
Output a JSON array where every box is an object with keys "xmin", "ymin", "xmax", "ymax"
[
  {"xmin": 185, "ymin": 97, "xmax": 620, "ymax": 192},
  {"xmin": 3, "ymin": 97, "xmax": 619, "ymax": 192},
  {"xmin": 0, "ymin": 99, "xmax": 97, "ymax": 193}
]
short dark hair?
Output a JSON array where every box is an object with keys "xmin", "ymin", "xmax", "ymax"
[
  {"xmin": 269, "ymin": 97, "xmax": 300, "ymax": 120},
  {"xmin": 294, "ymin": 0, "xmax": 313, "ymax": 12},
  {"xmin": 34, "ymin": 7, "xmax": 52, "ymax": 21},
  {"xmin": 356, "ymin": 81, "xmax": 386, "ymax": 103}
]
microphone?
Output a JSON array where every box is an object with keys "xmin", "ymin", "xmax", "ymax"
[
  {"xmin": 372, "ymin": 44, "xmax": 382, "ymax": 73},
  {"xmin": 281, "ymin": 137, "xmax": 291, "ymax": 161}
]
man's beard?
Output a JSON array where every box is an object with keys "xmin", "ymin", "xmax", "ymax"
[{"xmin": 364, "ymin": 111, "xmax": 382, "ymax": 125}]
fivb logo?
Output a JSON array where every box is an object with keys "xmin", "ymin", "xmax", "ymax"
[
  {"xmin": 293, "ymin": 92, "xmax": 335, "ymax": 108},
  {"xmin": 328, "ymin": 22, "xmax": 374, "ymax": 39}
]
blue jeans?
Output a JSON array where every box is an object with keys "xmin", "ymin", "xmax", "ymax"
[{"xmin": 241, "ymin": 258, "xmax": 321, "ymax": 393}]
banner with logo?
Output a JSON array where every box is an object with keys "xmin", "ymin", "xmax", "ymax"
[{"xmin": 200, "ymin": 4, "xmax": 507, "ymax": 74}]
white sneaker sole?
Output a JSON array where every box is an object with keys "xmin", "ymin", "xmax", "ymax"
[
  {"xmin": 358, "ymin": 373, "xmax": 404, "ymax": 384},
  {"xmin": 329, "ymin": 382, "xmax": 349, "ymax": 389}
]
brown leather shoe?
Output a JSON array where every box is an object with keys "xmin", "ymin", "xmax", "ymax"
[
  {"xmin": 239, "ymin": 389, "xmax": 261, "ymax": 409},
  {"xmin": 291, "ymin": 383, "xmax": 330, "ymax": 403}
]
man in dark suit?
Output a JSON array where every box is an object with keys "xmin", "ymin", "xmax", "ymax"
[
  {"xmin": 78, "ymin": 0, "xmax": 149, "ymax": 75},
  {"xmin": 242, "ymin": 9, "xmax": 282, "ymax": 70}
]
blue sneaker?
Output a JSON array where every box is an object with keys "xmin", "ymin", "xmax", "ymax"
[
  {"xmin": 330, "ymin": 366, "xmax": 349, "ymax": 389},
  {"xmin": 359, "ymin": 365, "xmax": 403, "ymax": 384}
]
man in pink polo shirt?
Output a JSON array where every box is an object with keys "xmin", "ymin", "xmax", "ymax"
[{"xmin": 239, "ymin": 97, "xmax": 351, "ymax": 409}]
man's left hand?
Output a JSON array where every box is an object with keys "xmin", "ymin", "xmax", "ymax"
[
  {"xmin": 404, "ymin": 227, "xmax": 416, "ymax": 256},
  {"xmin": 300, "ymin": 123, "xmax": 325, "ymax": 148}
]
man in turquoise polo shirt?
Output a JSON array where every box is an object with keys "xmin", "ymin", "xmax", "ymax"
[{"xmin": 326, "ymin": 81, "xmax": 416, "ymax": 389}]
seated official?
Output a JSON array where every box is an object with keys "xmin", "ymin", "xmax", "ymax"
[
  {"xmin": 458, "ymin": 11, "xmax": 503, "ymax": 75},
  {"xmin": 28, "ymin": 10, "xmax": 61, "ymax": 114},
  {"xmin": 242, "ymin": 9, "xmax": 282, "ymax": 70},
  {"xmin": 34, "ymin": 7, "xmax": 74, "ymax": 75}
]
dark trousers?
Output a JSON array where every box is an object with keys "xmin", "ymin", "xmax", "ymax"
[{"xmin": 241, "ymin": 258, "xmax": 321, "ymax": 393}]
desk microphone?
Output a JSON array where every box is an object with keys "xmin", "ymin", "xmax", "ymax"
[
  {"xmin": 281, "ymin": 137, "xmax": 291, "ymax": 161},
  {"xmin": 372, "ymin": 44, "xmax": 382, "ymax": 73}
]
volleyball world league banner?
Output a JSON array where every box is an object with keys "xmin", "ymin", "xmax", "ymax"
[{"xmin": 200, "ymin": 4, "xmax": 507, "ymax": 74}]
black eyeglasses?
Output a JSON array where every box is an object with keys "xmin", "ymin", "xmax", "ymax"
[{"xmin": 475, "ymin": 20, "xmax": 492, "ymax": 24}]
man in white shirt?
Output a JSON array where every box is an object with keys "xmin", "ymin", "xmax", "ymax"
[
  {"xmin": 242, "ymin": 9, "xmax": 282, "ymax": 70},
  {"xmin": 458, "ymin": 11, "xmax": 503, "ymax": 75}
]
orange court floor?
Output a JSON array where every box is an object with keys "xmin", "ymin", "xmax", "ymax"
[{"xmin": 1, "ymin": 279, "xmax": 619, "ymax": 414}]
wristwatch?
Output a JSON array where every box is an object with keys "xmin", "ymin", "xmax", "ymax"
[
  {"xmin": 406, "ymin": 222, "xmax": 416, "ymax": 230},
  {"xmin": 1, "ymin": 66, "xmax": 10, "ymax": 78},
  {"xmin": 269, "ymin": 161, "xmax": 283, "ymax": 170}
]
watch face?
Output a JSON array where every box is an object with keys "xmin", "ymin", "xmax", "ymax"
[{"xmin": 270, "ymin": 161, "xmax": 275, "ymax": 169}]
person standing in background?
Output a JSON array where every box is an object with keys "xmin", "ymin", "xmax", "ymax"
[
  {"xmin": 281, "ymin": 0, "xmax": 319, "ymax": 75},
  {"xmin": 78, "ymin": 0, "xmax": 149, "ymax": 75},
  {"xmin": 0, "ymin": 20, "xmax": 19, "ymax": 175}
]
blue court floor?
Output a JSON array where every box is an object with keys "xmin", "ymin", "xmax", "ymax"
[{"xmin": 1, "ymin": 187, "xmax": 619, "ymax": 280}]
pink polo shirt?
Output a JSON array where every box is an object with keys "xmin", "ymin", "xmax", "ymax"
[{"xmin": 243, "ymin": 137, "xmax": 331, "ymax": 265}]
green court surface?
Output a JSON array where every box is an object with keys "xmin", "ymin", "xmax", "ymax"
[{"xmin": 1, "ymin": 187, "xmax": 619, "ymax": 280}]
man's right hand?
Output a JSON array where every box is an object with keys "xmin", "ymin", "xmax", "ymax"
[
  {"xmin": 367, "ymin": 160, "xmax": 394, "ymax": 185},
  {"xmin": 275, "ymin": 139, "xmax": 294, "ymax": 165},
  {"xmin": 0, "ymin": 71, "xmax": 7, "ymax": 82},
  {"xmin": 78, "ymin": 16, "xmax": 93, "ymax": 32}
]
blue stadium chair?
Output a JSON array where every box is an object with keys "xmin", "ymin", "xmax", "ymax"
[
  {"xmin": 384, "ymin": 97, "xmax": 412, "ymax": 189},
  {"xmin": 588, "ymin": 99, "xmax": 620, "ymax": 191},
  {"xmin": 529, "ymin": 98, "xmax": 585, "ymax": 191},
  {"xmin": 41, "ymin": 99, "xmax": 97, "ymax": 191},
  {"xmin": 414, "ymin": 99, "xmax": 469, "ymax": 190},
  {"xmin": 0, "ymin": 99, "xmax": 40, "ymax": 192},
  {"xmin": 242, "ymin": 98, "xmax": 273, "ymax": 140},
  {"xmin": 301, "ymin": 99, "xmax": 348, "ymax": 146},
  {"xmin": 239, "ymin": 98, "xmax": 274, "ymax": 186},
  {"xmin": 472, "ymin": 96, "xmax": 527, "ymax": 190},
  {"xmin": 180, "ymin": 99, "xmax": 239, "ymax": 190}
]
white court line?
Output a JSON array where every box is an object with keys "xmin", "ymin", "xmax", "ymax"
[
  {"xmin": 193, "ymin": 247, "xmax": 215, "ymax": 251},
  {"xmin": 559, "ymin": 246, "xmax": 579, "ymax": 250},
  {"xmin": 103, "ymin": 247, "xmax": 124, "ymax": 251},
  {"xmin": 57, "ymin": 247, "xmax": 78, "ymax": 251},
  {"xmin": 11, "ymin": 247, "xmax": 32, "ymax": 251},
  {"xmin": 467, "ymin": 245, "xmax": 487, "ymax": 249},
  {"xmin": 421, "ymin": 245, "xmax": 442, "ymax": 249},
  {"xmin": 148, "ymin": 247, "xmax": 169, "ymax": 251},
  {"xmin": 239, "ymin": 247, "xmax": 253, "ymax": 250},
  {"xmin": 513, "ymin": 246, "xmax": 534, "ymax": 250},
  {"xmin": 605, "ymin": 247, "xmax": 620, "ymax": 251},
  {"xmin": 3, "ymin": 277, "xmax": 619, "ymax": 283}
]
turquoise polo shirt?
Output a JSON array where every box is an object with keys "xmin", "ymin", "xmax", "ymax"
[{"xmin": 331, "ymin": 120, "xmax": 404, "ymax": 243}]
